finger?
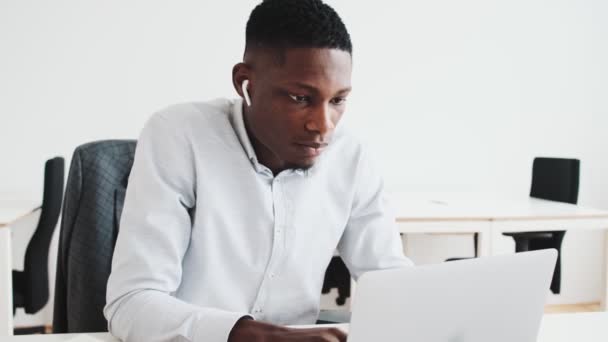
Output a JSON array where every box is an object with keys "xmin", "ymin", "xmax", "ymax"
[
  {"xmin": 281, "ymin": 327, "xmax": 347, "ymax": 342},
  {"xmin": 315, "ymin": 328, "xmax": 347, "ymax": 342},
  {"xmin": 327, "ymin": 327, "xmax": 348, "ymax": 342}
]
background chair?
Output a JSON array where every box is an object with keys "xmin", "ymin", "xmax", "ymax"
[
  {"xmin": 53, "ymin": 140, "xmax": 136, "ymax": 333},
  {"xmin": 12, "ymin": 157, "xmax": 64, "ymax": 334},
  {"xmin": 322, "ymin": 256, "xmax": 351, "ymax": 306},
  {"xmin": 318, "ymin": 255, "xmax": 352, "ymax": 324},
  {"xmin": 502, "ymin": 157, "xmax": 580, "ymax": 294},
  {"xmin": 445, "ymin": 157, "xmax": 579, "ymax": 288}
]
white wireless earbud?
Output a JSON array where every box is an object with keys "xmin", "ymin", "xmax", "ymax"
[{"xmin": 242, "ymin": 79, "xmax": 252, "ymax": 106}]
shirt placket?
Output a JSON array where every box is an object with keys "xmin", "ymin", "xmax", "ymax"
[{"xmin": 251, "ymin": 174, "xmax": 287, "ymax": 319}]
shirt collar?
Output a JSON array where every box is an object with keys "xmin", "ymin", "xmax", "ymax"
[{"xmin": 231, "ymin": 99, "xmax": 257, "ymax": 162}]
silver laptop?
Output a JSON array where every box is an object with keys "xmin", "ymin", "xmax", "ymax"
[{"xmin": 348, "ymin": 250, "xmax": 557, "ymax": 342}]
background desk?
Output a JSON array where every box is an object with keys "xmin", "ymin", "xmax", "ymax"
[
  {"xmin": 391, "ymin": 193, "xmax": 608, "ymax": 310},
  {"xmin": 5, "ymin": 313, "xmax": 607, "ymax": 342},
  {"xmin": 1, "ymin": 199, "xmax": 38, "ymax": 336}
]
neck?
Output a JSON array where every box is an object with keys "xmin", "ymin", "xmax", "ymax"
[{"xmin": 242, "ymin": 104, "xmax": 286, "ymax": 175}]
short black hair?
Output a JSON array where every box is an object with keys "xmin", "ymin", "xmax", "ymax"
[{"xmin": 245, "ymin": 0, "xmax": 352, "ymax": 55}]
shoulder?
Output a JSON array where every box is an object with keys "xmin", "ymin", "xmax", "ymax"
[
  {"xmin": 147, "ymin": 98, "xmax": 234, "ymax": 130},
  {"xmin": 140, "ymin": 98, "xmax": 239, "ymax": 146}
]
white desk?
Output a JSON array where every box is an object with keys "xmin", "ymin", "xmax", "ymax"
[
  {"xmin": 4, "ymin": 313, "xmax": 607, "ymax": 341},
  {"xmin": 391, "ymin": 193, "xmax": 608, "ymax": 310},
  {"xmin": 1, "ymin": 199, "xmax": 38, "ymax": 336}
]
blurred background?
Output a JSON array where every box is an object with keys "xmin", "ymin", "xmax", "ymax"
[{"xmin": 1, "ymin": 0, "xmax": 607, "ymax": 330}]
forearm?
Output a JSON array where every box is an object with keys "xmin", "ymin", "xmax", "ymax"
[{"xmin": 105, "ymin": 289, "xmax": 248, "ymax": 342}]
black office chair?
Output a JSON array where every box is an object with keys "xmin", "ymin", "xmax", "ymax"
[
  {"xmin": 12, "ymin": 157, "xmax": 64, "ymax": 333},
  {"xmin": 53, "ymin": 140, "xmax": 136, "ymax": 333},
  {"xmin": 322, "ymin": 256, "xmax": 351, "ymax": 306},
  {"xmin": 502, "ymin": 157, "xmax": 580, "ymax": 294}
]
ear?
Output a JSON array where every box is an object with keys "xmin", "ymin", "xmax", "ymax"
[{"xmin": 232, "ymin": 63, "xmax": 252, "ymax": 99}]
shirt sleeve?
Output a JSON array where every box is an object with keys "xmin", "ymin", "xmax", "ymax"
[
  {"xmin": 103, "ymin": 110, "xmax": 250, "ymax": 342},
  {"xmin": 337, "ymin": 145, "xmax": 414, "ymax": 281}
]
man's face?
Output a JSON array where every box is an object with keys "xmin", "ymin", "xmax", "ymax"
[{"xmin": 237, "ymin": 48, "xmax": 352, "ymax": 172}]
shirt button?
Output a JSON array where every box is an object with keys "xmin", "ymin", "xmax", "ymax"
[{"xmin": 269, "ymin": 273, "xmax": 275, "ymax": 278}]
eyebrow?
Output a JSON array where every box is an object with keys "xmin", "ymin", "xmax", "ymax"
[{"xmin": 289, "ymin": 82, "xmax": 352, "ymax": 95}]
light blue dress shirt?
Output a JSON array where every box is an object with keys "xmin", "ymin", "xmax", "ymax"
[{"xmin": 104, "ymin": 98, "xmax": 412, "ymax": 342}]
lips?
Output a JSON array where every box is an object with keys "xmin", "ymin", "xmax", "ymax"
[{"xmin": 294, "ymin": 141, "xmax": 328, "ymax": 158}]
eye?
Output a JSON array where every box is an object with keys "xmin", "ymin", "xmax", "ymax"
[
  {"xmin": 288, "ymin": 94, "xmax": 311, "ymax": 104},
  {"xmin": 330, "ymin": 97, "xmax": 347, "ymax": 105}
]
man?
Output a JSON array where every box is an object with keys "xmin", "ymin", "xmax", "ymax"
[{"xmin": 104, "ymin": 1, "xmax": 412, "ymax": 341}]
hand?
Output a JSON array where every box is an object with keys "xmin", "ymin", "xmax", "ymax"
[{"xmin": 228, "ymin": 317, "xmax": 347, "ymax": 342}]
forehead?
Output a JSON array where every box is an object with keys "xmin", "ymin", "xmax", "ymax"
[{"xmin": 258, "ymin": 48, "xmax": 352, "ymax": 89}]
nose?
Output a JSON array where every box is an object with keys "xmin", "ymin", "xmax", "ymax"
[{"xmin": 305, "ymin": 103, "xmax": 335, "ymax": 137}]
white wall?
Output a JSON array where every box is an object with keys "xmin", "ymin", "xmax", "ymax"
[{"xmin": 1, "ymin": 0, "xmax": 607, "ymax": 326}]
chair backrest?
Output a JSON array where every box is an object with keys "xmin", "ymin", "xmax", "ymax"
[
  {"xmin": 22, "ymin": 156, "xmax": 65, "ymax": 314},
  {"xmin": 53, "ymin": 140, "xmax": 136, "ymax": 333},
  {"xmin": 530, "ymin": 157, "xmax": 580, "ymax": 204}
]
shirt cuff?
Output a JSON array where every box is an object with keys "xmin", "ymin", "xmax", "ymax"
[{"xmin": 192, "ymin": 309, "xmax": 253, "ymax": 342}]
